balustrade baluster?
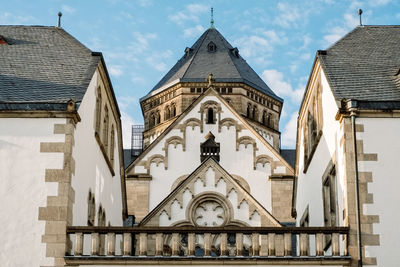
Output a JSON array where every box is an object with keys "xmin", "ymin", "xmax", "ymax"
[
  {"xmin": 284, "ymin": 233, "xmax": 291, "ymax": 256},
  {"xmin": 107, "ymin": 232, "xmax": 116, "ymax": 255},
  {"xmin": 172, "ymin": 233, "xmax": 180, "ymax": 256},
  {"xmin": 316, "ymin": 233, "xmax": 323, "ymax": 256},
  {"xmin": 139, "ymin": 233, "xmax": 147, "ymax": 256},
  {"xmin": 236, "ymin": 233, "xmax": 243, "ymax": 256},
  {"xmin": 299, "ymin": 233, "xmax": 308, "ymax": 256},
  {"xmin": 188, "ymin": 233, "xmax": 195, "ymax": 256},
  {"xmin": 268, "ymin": 233, "xmax": 275, "ymax": 256},
  {"xmin": 204, "ymin": 233, "xmax": 211, "ymax": 256},
  {"xmin": 91, "ymin": 233, "xmax": 99, "ymax": 255},
  {"xmin": 332, "ymin": 233, "xmax": 340, "ymax": 256},
  {"xmin": 155, "ymin": 233, "xmax": 163, "ymax": 256},
  {"xmin": 251, "ymin": 233, "xmax": 259, "ymax": 256},
  {"xmin": 220, "ymin": 233, "xmax": 228, "ymax": 256},
  {"xmin": 74, "ymin": 233, "xmax": 83, "ymax": 256},
  {"xmin": 123, "ymin": 233, "xmax": 132, "ymax": 256}
]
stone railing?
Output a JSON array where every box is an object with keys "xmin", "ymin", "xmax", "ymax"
[{"xmin": 65, "ymin": 226, "xmax": 350, "ymax": 265}]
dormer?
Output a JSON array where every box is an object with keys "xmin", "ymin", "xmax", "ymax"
[
  {"xmin": 200, "ymin": 132, "xmax": 220, "ymax": 162},
  {"xmin": 207, "ymin": 41, "xmax": 217, "ymax": 53}
]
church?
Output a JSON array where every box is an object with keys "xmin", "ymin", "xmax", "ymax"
[{"xmin": 1, "ymin": 20, "xmax": 399, "ymax": 267}]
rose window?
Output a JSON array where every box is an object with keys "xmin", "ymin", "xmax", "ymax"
[{"xmin": 194, "ymin": 201, "xmax": 225, "ymax": 226}]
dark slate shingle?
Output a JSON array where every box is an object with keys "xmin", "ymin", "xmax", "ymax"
[
  {"xmin": 144, "ymin": 28, "xmax": 282, "ymax": 102},
  {"xmin": 318, "ymin": 26, "xmax": 400, "ymax": 104},
  {"xmin": 0, "ymin": 25, "xmax": 100, "ymax": 110}
]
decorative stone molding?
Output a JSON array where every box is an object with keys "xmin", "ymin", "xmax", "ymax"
[
  {"xmin": 162, "ymin": 136, "xmax": 185, "ymax": 170},
  {"xmin": 138, "ymin": 154, "xmax": 167, "ymax": 173},
  {"xmin": 38, "ymin": 119, "xmax": 76, "ymax": 267},
  {"xmin": 254, "ymin": 154, "xmax": 273, "ymax": 170},
  {"xmin": 139, "ymin": 159, "xmax": 281, "ymax": 227},
  {"xmin": 199, "ymin": 100, "xmax": 222, "ymax": 125},
  {"xmin": 341, "ymin": 119, "xmax": 379, "ymax": 266}
]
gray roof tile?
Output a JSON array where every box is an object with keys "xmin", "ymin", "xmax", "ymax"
[
  {"xmin": 318, "ymin": 25, "xmax": 400, "ymax": 103},
  {"xmin": 145, "ymin": 28, "xmax": 282, "ymax": 102},
  {"xmin": 0, "ymin": 26, "xmax": 100, "ymax": 110}
]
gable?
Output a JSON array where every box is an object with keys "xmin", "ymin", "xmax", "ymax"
[
  {"xmin": 126, "ymin": 87, "xmax": 294, "ymax": 215},
  {"xmin": 140, "ymin": 157, "xmax": 281, "ymax": 227}
]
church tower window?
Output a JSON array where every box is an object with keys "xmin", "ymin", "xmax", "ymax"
[
  {"xmin": 165, "ymin": 105, "xmax": 170, "ymax": 120},
  {"xmin": 171, "ymin": 104, "xmax": 176, "ymax": 117},
  {"xmin": 247, "ymin": 104, "xmax": 251, "ymax": 117},
  {"xmin": 207, "ymin": 108, "xmax": 215, "ymax": 124}
]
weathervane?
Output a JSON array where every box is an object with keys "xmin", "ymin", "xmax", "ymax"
[{"xmin": 210, "ymin": 7, "xmax": 215, "ymax": 28}]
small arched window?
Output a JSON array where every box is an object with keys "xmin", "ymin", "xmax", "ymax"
[
  {"xmin": 87, "ymin": 190, "xmax": 95, "ymax": 226},
  {"xmin": 156, "ymin": 111, "xmax": 161, "ymax": 124},
  {"xmin": 262, "ymin": 111, "xmax": 266, "ymax": 125},
  {"xmin": 95, "ymin": 88, "xmax": 102, "ymax": 133},
  {"xmin": 110, "ymin": 124, "xmax": 115, "ymax": 167},
  {"xmin": 247, "ymin": 104, "xmax": 251, "ymax": 117},
  {"xmin": 207, "ymin": 108, "xmax": 214, "ymax": 124},
  {"xmin": 149, "ymin": 113, "xmax": 155, "ymax": 127},
  {"xmin": 103, "ymin": 106, "xmax": 109, "ymax": 151},
  {"xmin": 172, "ymin": 105, "xmax": 176, "ymax": 117},
  {"xmin": 252, "ymin": 106, "xmax": 257, "ymax": 120},
  {"xmin": 267, "ymin": 113, "xmax": 272, "ymax": 127},
  {"xmin": 165, "ymin": 106, "xmax": 170, "ymax": 120}
]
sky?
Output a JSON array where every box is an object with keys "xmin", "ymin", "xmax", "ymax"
[{"xmin": 1, "ymin": 0, "xmax": 399, "ymax": 149}]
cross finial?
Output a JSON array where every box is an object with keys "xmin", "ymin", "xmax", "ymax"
[{"xmin": 210, "ymin": 7, "xmax": 214, "ymax": 28}]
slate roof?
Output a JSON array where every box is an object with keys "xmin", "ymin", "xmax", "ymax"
[
  {"xmin": 0, "ymin": 25, "xmax": 101, "ymax": 111},
  {"xmin": 318, "ymin": 25, "xmax": 400, "ymax": 106},
  {"xmin": 143, "ymin": 28, "xmax": 282, "ymax": 102},
  {"xmin": 280, "ymin": 149, "xmax": 296, "ymax": 169}
]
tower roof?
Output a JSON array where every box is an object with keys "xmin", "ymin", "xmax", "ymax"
[{"xmin": 142, "ymin": 28, "xmax": 282, "ymax": 102}]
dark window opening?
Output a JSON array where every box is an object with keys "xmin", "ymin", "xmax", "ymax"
[
  {"xmin": 228, "ymin": 87, "xmax": 232, "ymax": 93},
  {"xmin": 190, "ymin": 88, "xmax": 195, "ymax": 93},
  {"xmin": 197, "ymin": 88, "xmax": 202, "ymax": 93},
  {"xmin": 207, "ymin": 41, "xmax": 217, "ymax": 52},
  {"xmin": 207, "ymin": 108, "xmax": 214, "ymax": 124},
  {"xmin": 247, "ymin": 105, "xmax": 251, "ymax": 117}
]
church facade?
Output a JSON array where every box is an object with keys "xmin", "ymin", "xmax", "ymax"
[{"xmin": 1, "ymin": 23, "xmax": 399, "ymax": 267}]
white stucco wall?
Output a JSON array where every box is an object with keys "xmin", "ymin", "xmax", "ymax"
[
  {"xmin": 356, "ymin": 117, "xmax": 400, "ymax": 266},
  {"xmin": 72, "ymin": 70, "xmax": 123, "ymax": 227},
  {"xmin": 0, "ymin": 117, "xmax": 65, "ymax": 266},
  {"xmin": 296, "ymin": 70, "xmax": 345, "ymax": 228},
  {"xmin": 131, "ymin": 94, "xmax": 292, "ymax": 219}
]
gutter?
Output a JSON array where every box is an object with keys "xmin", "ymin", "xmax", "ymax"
[{"xmin": 346, "ymin": 99, "xmax": 363, "ymax": 267}]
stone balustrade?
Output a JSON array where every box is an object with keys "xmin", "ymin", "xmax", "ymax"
[{"xmin": 65, "ymin": 226, "xmax": 350, "ymax": 265}]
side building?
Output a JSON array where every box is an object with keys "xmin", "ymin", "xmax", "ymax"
[
  {"xmin": 294, "ymin": 25, "xmax": 400, "ymax": 267},
  {"xmin": 0, "ymin": 26, "xmax": 126, "ymax": 266}
]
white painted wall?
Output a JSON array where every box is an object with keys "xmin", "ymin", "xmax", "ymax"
[
  {"xmin": 0, "ymin": 117, "xmax": 65, "ymax": 266},
  {"xmin": 131, "ymin": 95, "xmax": 292, "ymax": 218},
  {"xmin": 296, "ymin": 70, "xmax": 345, "ymax": 229},
  {"xmin": 356, "ymin": 117, "xmax": 400, "ymax": 267},
  {"xmin": 72, "ymin": 69, "xmax": 123, "ymax": 227}
]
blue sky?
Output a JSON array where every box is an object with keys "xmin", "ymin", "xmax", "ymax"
[{"xmin": 2, "ymin": 0, "xmax": 399, "ymax": 148}]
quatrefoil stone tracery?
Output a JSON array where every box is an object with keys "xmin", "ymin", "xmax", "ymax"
[{"xmin": 194, "ymin": 201, "xmax": 225, "ymax": 227}]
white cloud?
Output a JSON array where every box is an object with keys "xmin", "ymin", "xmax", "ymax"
[
  {"xmin": 234, "ymin": 35, "xmax": 271, "ymax": 58},
  {"xmin": 281, "ymin": 112, "xmax": 298, "ymax": 148},
  {"xmin": 184, "ymin": 25, "xmax": 205, "ymax": 37},
  {"xmin": 169, "ymin": 4, "xmax": 208, "ymax": 26},
  {"xmin": 262, "ymin": 69, "xmax": 304, "ymax": 103},
  {"xmin": 145, "ymin": 49, "xmax": 173, "ymax": 72},
  {"xmin": 369, "ymin": 0, "xmax": 391, "ymax": 6},
  {"xmin": 186, "ymin": 4, "xmax": 208, "ymax": 13},
  {"xmin": 0, "ymin": 12, "xmax": 36, "ymax": 24},
  {"xmin": 273, "ymin": 2, "xmax": 303, "ymax": 28},
  {"xmin": 127, "ymin": 32, "xmax": 157, "ymax": 55},
  {"xmin": 108, "ymin": 65, "xmax": 124, "ymax": 77},
  {"xmin": 300, "ymin": 53, "xmax": 311, "ymax": 61},
  {"xmin": 323, "ymin": 26, "xmax": 348, "ymax": 46},
  {"xmin": 61, "ymin": 5, "xmax": 75, "ymax": 14}
]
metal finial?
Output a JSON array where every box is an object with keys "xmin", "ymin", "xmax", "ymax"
[
  {"xmin": 210, "ymin": 7, "xmax": 214, "ymax": 28},
  {"xmin": 358, "ymin": 9, "xmax": 363, "ymax": 26},
  {"xmin": 57, "ymin": 12, "xmax": 62, "ymax": 27}
]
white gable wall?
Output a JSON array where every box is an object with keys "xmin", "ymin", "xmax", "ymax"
[
  {"xmin": 131, "ymin": 94, "xmax": 292, "ymax": 216},
  {"xmin": 296, "ymin": 69, "xmax": 346, "ymax": 227},
  {"xmin": 0, "ymin": 117, "xmax": 65, "ymax": 266},
  {"xmin": 72, "ymin": 69, "xmax": 123, "ymax": 227},
  {"xmin": 356, "ymin": 117, "xmax": 400, "ymax": 266}
]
